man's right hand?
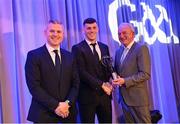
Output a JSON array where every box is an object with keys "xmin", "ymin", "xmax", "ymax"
[
  {"xmin": 112, "ymin": 75, "xmax": 125, "ymax": 87},
  {"xmin": 55, "ymin": 102, "xmax": 70, "ymax": 118},
  {"xmin": 102, "ymin": 82, "xmax": 113, "ymax": 95}
]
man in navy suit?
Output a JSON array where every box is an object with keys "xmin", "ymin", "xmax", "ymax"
[
  {"xmin": 113, "ymin": 23, "xmax": 151, "ymax": 123},
  {"xmin": 72, "ymin": 18, "xmax": 112, "ymax": 123},
  {"xmin": 25, "ymin": 20, "xmax": 80, "ymax": 123}
]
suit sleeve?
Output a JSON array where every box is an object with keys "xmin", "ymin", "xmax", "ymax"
[
  {"xmin": 25, "ymin": 51, "xmax": 59, "ymax": 112},
  {"xmin": 124, "ymin": 44, "xmax": 151, "ymax": 88},
  {"xmin": 72, "ymin": 45, "xmax": 103, "ymax": 90}
]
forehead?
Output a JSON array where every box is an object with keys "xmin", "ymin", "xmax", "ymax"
[
  {"xmin": 84, "ymin": 22, "xmax": 97, "ymax": 28},
  {"xmin": 47, "ymin": 23, "xmax": 63, "ymax": 30},
  {"xmin": 118, "ymin": 25, "xmax": 133, "ymax": 32}
]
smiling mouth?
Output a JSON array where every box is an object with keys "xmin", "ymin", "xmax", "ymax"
[
  {"xmin": 89, "ymin": 33, "xmax": 96, "ymax": 36},
  {"xmin": 51, "ymin": 37, "xmax": 60, "ymax": 40}
]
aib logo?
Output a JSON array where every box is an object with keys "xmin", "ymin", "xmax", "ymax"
[{"xmin": 108, "ymin": 0, "xmax": 179, "ymax": 44}]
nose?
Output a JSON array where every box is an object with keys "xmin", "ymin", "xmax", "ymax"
[
  {"xmin": 89, "ymin": 29, "xmax": 94, "ymax": 32},
  {"xmin": 52, "ymin": 31, "xmax": 59, "ymax": 36}
]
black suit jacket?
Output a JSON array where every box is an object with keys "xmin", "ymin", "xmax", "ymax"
[
  {"xmin": 25, "ymin": 45, "xmax": 79, "ymax": 122},
  {"xmin": 72, "ymin": 40, "xmax": 111, "ymax": 104}
]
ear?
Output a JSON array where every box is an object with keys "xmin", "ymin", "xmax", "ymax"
[
  {"xmin": 82, "ymin": 27, "xmax": 85, "ymax": 34},
  {"xmin": 96, "ymin": 26, "xmax": 99, "ymax": 32}
]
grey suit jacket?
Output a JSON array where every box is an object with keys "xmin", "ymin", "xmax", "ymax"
[{"xmin": 114, "ymin": 42, "xmax": 151, "ymax": 106}]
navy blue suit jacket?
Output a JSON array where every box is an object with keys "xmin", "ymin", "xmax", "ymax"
[{"xmin": 25, "ymin": 45, "xmax": 79, "ymax": 122}]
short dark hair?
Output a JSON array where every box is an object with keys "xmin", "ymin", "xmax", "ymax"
[
  {"xmin": 48, "ymin": 20, "xmax": 62, "ymax": 25},
  {"xmin": 83, "ymin": 18, "xmax": 97, "ymax": 26}
]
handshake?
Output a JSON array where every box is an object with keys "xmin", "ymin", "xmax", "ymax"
[{"xmin": 101, "ymin": 75, "xmax": 125, "ymax": 95}]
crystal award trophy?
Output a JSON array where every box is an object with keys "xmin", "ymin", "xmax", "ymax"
[{"xmin": 101, "ymin": 55, "xmax": 117, "ymax": 80}]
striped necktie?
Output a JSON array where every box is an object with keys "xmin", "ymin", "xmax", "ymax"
[{"xmin": 120, "ymin": 47, "xmax": 129, "ymax": 64}]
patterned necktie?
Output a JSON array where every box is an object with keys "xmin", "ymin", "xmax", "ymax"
[
  {"xmin": 90, "ymin": 43, "xmax": 99, "ymax": 62},
  {"xmin": 120, "ymin": 47, "xmax": 129, "ymax": 64},
  {"xmin": 53, "ymin": 50, "xmax": 61, "ymax": 73}
]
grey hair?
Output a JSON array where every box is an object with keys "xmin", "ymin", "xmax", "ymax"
[{"xmin": 118, "ymin": 23, "xmax": 135, "ymax": 33}]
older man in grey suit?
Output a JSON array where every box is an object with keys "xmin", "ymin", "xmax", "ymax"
[{"xmin": 113, "ymin": 23, "xmax": 151, "ymax": 123}]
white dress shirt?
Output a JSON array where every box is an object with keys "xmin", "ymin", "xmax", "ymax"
[
  {"xmin": 46, "ymin": 43, "xmax": 61, "ymax": 65},
  {"xmin": 85, "ymin": 39, "xmax": 101, "ymax": 60},
  {"xmin": 120, "ymin": 41, "xmax": 135, "ymax": 63}
]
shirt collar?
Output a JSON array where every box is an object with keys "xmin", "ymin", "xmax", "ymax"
[
  {"xmin": 123, "ymin": 40, "xmax": 135, "ymax": 50},
  {"xmin": 85, "ymin": 39, "xmax": 98, "ymax": 45},
  {"xmin": 46, "ymin": 43, "xmax": 60, "ymax": 53}
]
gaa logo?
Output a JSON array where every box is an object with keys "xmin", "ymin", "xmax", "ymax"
[{"xmin": 108, "ymin": 0, "xmax": 179, "ymax": 44}]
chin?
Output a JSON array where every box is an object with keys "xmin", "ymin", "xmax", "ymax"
[{"xmin": 89, "ymin": 38, "xmax": 96, "ymax": 41}]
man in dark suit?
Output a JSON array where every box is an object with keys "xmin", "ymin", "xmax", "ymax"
[
  {"xmin": 72, "ymin": 18, "xmax": 112, "ymax": 123},
  {"xmin": 25, "ymin": 20, "xmax": 80, "ymax": 123},
  {"xmin": 113, "ymin": 23, "xmax": 151, "ymax": 123}
]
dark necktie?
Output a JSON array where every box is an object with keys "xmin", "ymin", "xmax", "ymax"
[
  {"xmin": 90, "ymin": 43, "xmax": 99, "ymax": 62},
  {"xmin": 53, "ymin": 50, "xmax": 61, "ymax": 73}
]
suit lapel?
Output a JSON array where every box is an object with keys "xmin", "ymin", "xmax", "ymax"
[
  {"xmin": 98, "ymin": 42, "xmax": 105, "ymax": 59},
  {"xmin": 82, "ymin": 40, "xmax": 95, "ymax": 59},
  {"xmin": 117, "ymin": 47, "xmax": 124, "ymax": 72},
  {"xmin": 42, "ymin": 45, "xmax": 56, "ymax": 72}
]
